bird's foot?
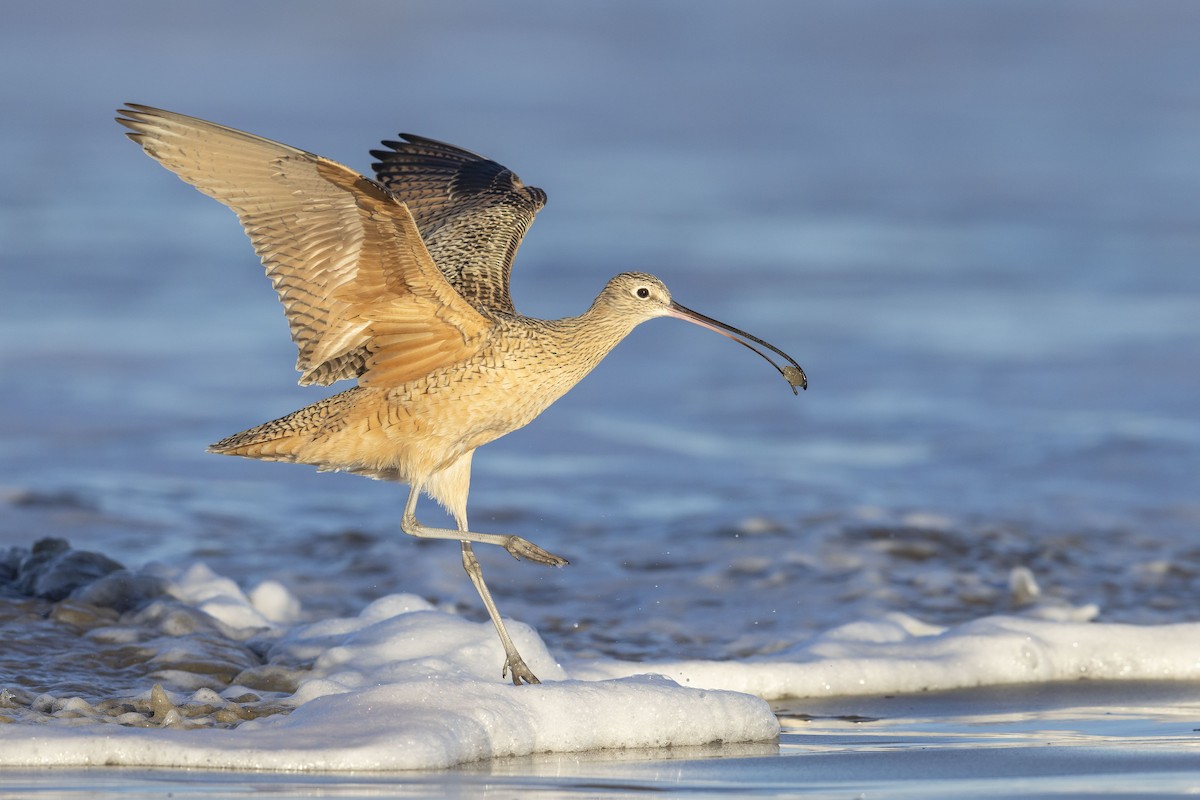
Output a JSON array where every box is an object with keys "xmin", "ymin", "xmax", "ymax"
[
  {"xmin": 504, "ymin": 536, "xmax": 568, "ymax": 567},
  {"xmin": 503, "ymin": 653, "xmax": 541, "ymax": 686}
]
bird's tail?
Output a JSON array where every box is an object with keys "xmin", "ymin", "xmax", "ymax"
[{"xmin": 208, "ymin": 388, "xmax": 359, "ymax": 462}]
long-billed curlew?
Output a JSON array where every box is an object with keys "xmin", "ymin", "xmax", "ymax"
[{"xmin": 116, "ymin": 104, "xmax": 806, "ymax": 685}]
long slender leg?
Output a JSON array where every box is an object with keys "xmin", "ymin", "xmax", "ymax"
[
  {"xmin": 399, "ymin": 485, "xmax": 567, "ymax": 567},
  {"xmin": 399, "ymin": 482, "xmax": 557, "ymax": 684},
  {"xmin": 459, "ymin": 540, "xmax": 541, "ymax": 685}
]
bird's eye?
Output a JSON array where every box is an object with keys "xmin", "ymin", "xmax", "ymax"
[{"xmin": 636, "ymin": 287, "xmax": 651, "ymax": 299}]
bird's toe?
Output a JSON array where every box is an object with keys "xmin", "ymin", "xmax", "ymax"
[
  {"xmin": 504, "ymin": 656, "xmax": 541, "ymax": 686},
  {"xmin": 504, "ymin": 536, "xmax": 569, "ymax": 567}
]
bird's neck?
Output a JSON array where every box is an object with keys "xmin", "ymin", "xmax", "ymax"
[
  {"xmin": 533, "ymin": 300, "xmax": 644, "ymax": 383},
  {"xmin": 480, "ymin": 302, "xmax": 644, "ymax": 429},
  {"xmin": 575, "ymin": 298, "xmax": 644, "ymax": 352}
]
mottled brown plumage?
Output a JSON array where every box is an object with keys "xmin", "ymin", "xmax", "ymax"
[
  {"xmin": 370, "ymin": 133, "xmax": 546, "ymax": 315},
  {"xmin": 117, "ymin": 104, "xmax": 805, "ymax": 685}
]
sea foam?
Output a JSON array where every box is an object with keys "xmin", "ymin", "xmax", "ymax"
[{"xmin": 2, "ymin": 560, "xmax": 1198, "ymax": 771}]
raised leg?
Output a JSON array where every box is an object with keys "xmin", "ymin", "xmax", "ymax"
[{"xmin": 399, "ymin": 485, "xmax": 568, "ymax": 567}]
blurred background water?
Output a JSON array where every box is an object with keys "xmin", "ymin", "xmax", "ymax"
[{"xmin": 1, "ymin": 1, "xmax": 1198, "ymax": 660}]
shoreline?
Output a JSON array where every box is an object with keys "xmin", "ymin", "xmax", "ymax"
[{"xmin": 2, "ymin": 681, "xmax": 1198, "ymax": 798}]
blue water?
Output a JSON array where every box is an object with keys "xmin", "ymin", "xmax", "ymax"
[{"xmin": 2, "ymin": 0, "xmax": 1199, "ymax": 676}]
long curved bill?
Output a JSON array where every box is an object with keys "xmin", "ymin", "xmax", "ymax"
[{"xmin": 667, "ymin": 302, "xmax": 808, "ymax": 394}]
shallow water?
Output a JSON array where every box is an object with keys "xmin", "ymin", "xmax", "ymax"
[{"xmin": 2, "ymin": 0, "xmax": 1200, "ymax": 794}]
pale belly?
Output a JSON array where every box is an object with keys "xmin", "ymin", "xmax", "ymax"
[{"xmin": 290, "ymin": 355, "xmax": 584, "ymax": 482}]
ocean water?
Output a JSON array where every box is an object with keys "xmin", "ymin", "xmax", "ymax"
[{"xmin": 2, "ymin": 0, "xmax": 1199, "ymax": 794}]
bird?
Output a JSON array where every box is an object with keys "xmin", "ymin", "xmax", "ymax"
[{"xmin": 116, "ymin": 104, "xmax": 806, "ymax": 685}]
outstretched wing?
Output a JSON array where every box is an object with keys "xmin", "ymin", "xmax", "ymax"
[
  {"xmin": 370, "ymin": 134, "xmax": 546, "ymax": 315},
  {"xmin": 117, "ymin": 104, "xmax": 490, "ymax": 387}
]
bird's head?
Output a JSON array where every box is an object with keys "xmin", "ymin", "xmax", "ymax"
[
  {"xmin": 596, "ymin": 272, "xmax": 675, "ymax": 320},
  {"xmin": 598, "ymin": 271, "xmax": 807, "ymax": 394}
]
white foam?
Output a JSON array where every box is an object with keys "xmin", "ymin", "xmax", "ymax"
[
  {"xmin": 4, "ymin": 563, "xmax": 1200, "ymax": 771},
  {"xmin": 249, "ymin": 580, "xmax": 303, "ymax": 625},
  {"xmin": 2, "ymin": 673, "xmax": 775, "ymax": 771},
  {"xmin": 167, "ymin": 563, "xmax": 281, "ymax": 634},
  {"xmin": 577, "ymin": 612, "xmax": 1200, "ymax": 699},
  {"xmin": 0, "ymin": 572, "xmax": 777, "ymax": 770}
]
